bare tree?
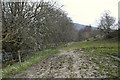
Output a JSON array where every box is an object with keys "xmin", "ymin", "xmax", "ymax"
[
  {"xmin": 2, "ymin": 1, "xmax": 77, "ymax": 66},
  {"xmin": 98, "ymin": 11, "xmax": 116, "ymax": 35}
]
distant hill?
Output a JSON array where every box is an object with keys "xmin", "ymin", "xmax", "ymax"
[{"xmin": 74, "ymin": 23, "xmax": 97, "ymax": 30}]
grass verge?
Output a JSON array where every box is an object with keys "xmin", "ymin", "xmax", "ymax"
[{"xmin": 2, "ymin": 50, "xmax": 60, "ymax": 78}]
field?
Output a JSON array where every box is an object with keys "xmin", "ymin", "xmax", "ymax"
[
  {"xmin": 1, "ymin": 40, "xmax": 119, "ymax": 78},
  {"xmin": 58, "ymin": 40, "xmax": 119, "ymax": 78}
]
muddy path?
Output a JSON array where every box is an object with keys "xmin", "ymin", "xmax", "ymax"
[{"xmin": 13, "ymin": 50, "xmax": 118, "ymax": 78}]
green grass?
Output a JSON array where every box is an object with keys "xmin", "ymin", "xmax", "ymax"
[
  {"xmin": 2, "ymin": 50, "xmax": 60, "ymax": 78},
  {"xmin": 58, "ymin": 40, "xmax": 119, "ymax": 78},
  {"xmin": 59, "ymin": 40, "xmax": 118, "ymax": 56},
  {"xmin": 107, "ymin": 72, "xmax": 118, "ymax": 78},
  {"xmin": 60, "ymin": 41, "xmax": 117, "ymax": 50},
  {"xmin": 2, "ymin": 39, "xmax": 119, "ymax": 78}
]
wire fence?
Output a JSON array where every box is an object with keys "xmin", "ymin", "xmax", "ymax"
[{"xmin": 2, "ymin": 43, "xmax": 60, "ymax": 67}]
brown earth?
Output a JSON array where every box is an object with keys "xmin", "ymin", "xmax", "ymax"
[{"xmin": 13, "ymin": 50, "xmax": 118, "ymax": 78}]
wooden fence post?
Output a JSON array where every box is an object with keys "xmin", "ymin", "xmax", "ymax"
[{"xmin": 18, "ymin": 50, "xmax": 22, "ymax": 66}]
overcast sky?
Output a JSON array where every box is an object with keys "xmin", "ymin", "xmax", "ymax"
[{"xmin": 57, "ymin": 0, "xmax": 118, "ymax": 27}]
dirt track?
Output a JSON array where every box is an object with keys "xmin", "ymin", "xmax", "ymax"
[{"xmin": 13, "ymin": 50, "xmax": 117, "ymax": 78}]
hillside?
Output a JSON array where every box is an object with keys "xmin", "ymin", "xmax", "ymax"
[
  {"xmin": 2, "ymin": 38, "xmax": 119, "ymax": 78},
  {"xmin": 74, "ymin": 23, "xmax": 97, "ymax": 30}
]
